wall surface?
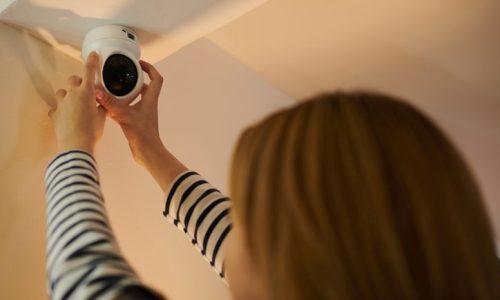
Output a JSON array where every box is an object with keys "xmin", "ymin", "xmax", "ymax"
[
  {"xmin": 0, "ymin": 23, "xmax": 293, "ymax": 299},
  {"xmin": 209, "ymin": 0, "xmax": 500, "ymax": 236},
  {"xmin": 0, "ymin": 23, "xmax": 81, "ymax": 300},
  {"xmin": 95, "ymin": 38, "xmax": 292, "ymax": 300}
]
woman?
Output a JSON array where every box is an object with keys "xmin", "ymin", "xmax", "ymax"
[{"xmin": 45, "ymin": 52, "xmax": 499, "ymax": 300}]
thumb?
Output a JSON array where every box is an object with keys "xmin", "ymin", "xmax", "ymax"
[
  {"xmin": 96, "ymin": 89, "xmax": 123, "ymax": 115},
  {"xmin": 97, "ymin": 105, "xmax": 107, "ymax": 117}
]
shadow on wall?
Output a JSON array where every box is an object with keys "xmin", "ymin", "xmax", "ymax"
[
  {"xmin": 4, "ymin": 23, "xmax": 58, "ymax": 106},
  {"xmin": 0, "ymin": 24, "xmax": 56, "ymax": 237},
  {"xmin": 0, "ymin": 23, "xmax": 80, "ymax": 299}
]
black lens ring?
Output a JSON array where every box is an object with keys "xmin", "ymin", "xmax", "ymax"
[{"xmin": 102, "ymin": 54, "xmax": 138, "ymax": 97}]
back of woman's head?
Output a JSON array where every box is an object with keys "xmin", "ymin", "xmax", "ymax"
[{"xmin": 230, "ymin": 92, "xmax": 499, "ymax": 300}]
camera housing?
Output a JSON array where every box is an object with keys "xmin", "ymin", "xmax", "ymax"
[{"xmin": 81, "ymin": 25, "xmax": 143, "ymax": 102}]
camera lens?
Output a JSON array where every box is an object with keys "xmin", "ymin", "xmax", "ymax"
[{"xmin": 102, "ymin": 54, "xmax": 138, "ymax": 97}]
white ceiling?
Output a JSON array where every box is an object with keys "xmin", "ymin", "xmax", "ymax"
[{"xmin": 0, "ymin": 0, "xmax": 267, "ymax": 63}]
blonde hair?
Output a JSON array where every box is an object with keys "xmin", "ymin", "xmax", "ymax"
[{"xmin": 230, "ymin": 92, "xmax": 499, "ymax": 300}]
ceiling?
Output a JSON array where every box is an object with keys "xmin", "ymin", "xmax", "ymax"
[{"xmin": 0, "ymin": 0, "xmax": 267, "ymax": 63}]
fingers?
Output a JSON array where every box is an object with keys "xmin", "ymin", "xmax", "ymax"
[
  {"xmin": 84, "ymin": 51, "xmax": 99, "ymax": 87},
  {"xmin": 55, "ymin": 89, "xmax": 67, "ymax": 100},
  {"xmin": 68, "ymin": 75, "xmax": 82, "ymax": 87},
  {"xmin": 140, "ymin": 60, "xmax": 162, "ymax": 82},
  {"xmin": 95, "ymin": 89, "xmax": 125, "ymax": 116},
  {"xmin": 139, "ymin": 83, "xmax": 149, "ymax": 95},
  {"xmin": 140, "ymin": 60, "xmax": 163, "ymax": 96}
]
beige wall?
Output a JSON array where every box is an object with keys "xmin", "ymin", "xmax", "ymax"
[
  {"xmin": 208, "ymin": 0, "xmax": 500, "ymax": 236},
  {"xmin": 95, "ymin": 38, "xmax": 292, "ymax": 300},
  {"xmin": 0, "ymin": 22, "xmax": 292, "ymax": 299}
]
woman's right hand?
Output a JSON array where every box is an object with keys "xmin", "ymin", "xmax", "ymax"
[{"xmin": 96, "ymin": 60, "xmax": 165, "ymax": 166}]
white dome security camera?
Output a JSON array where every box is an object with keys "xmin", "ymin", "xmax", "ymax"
[{"xmin": 81, "ymin": 25, "xmax": 144, "ymax": 102}]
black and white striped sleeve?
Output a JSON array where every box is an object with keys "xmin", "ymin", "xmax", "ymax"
[
  {"xmin": 44, "ymin": 150, "xmax": 164, "ymax": 300},
  {"xmin": 163, "ymin": 171, "xmax": 232, "ymax": 280}
]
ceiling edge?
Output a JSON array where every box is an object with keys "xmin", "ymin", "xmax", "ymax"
[{"xmin": 0, "ymin": 0, "xmax": 16, "ymax": 15}]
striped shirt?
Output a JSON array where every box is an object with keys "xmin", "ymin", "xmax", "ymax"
[{"xmin": 44, "ymin": 150, "xmax": 231, "ymax": 299}]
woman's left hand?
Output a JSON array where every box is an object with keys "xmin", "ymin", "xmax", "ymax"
[{"xmin": 49, "ymin": 52, "xmax": 106, "ymax": 155}]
